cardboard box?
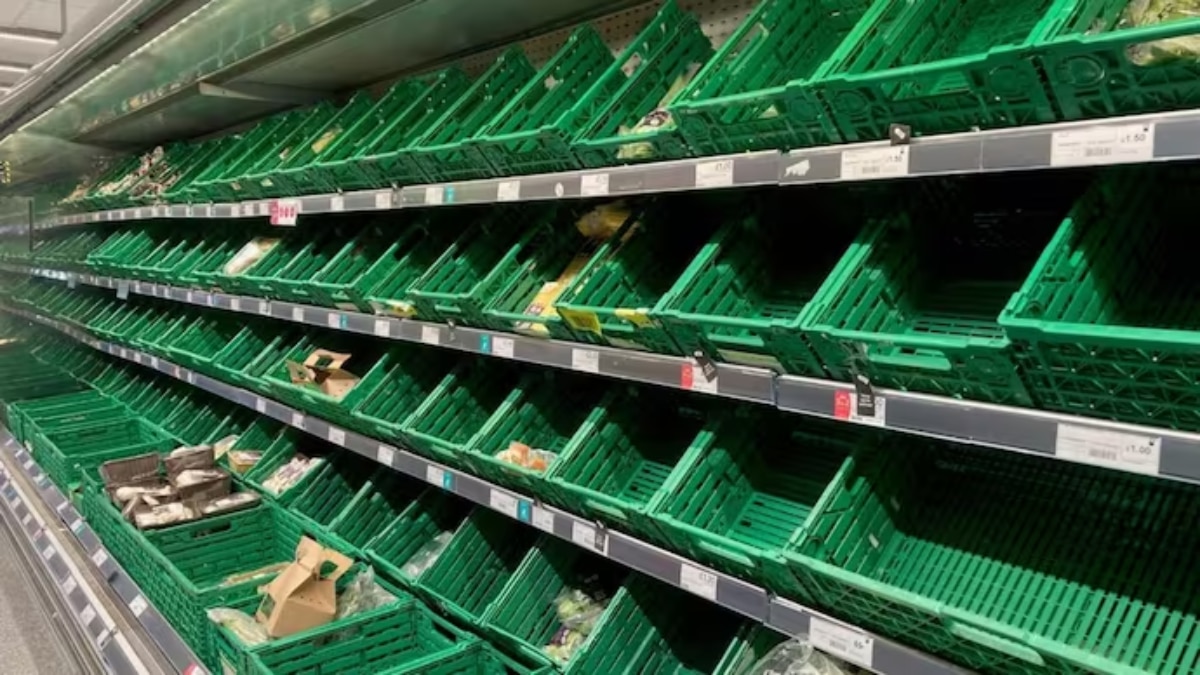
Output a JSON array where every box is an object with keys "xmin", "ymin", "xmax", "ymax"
[
  {"xmin": 256, "ymin": 537, "xmax": 353, "ymax": 638},
  {"xmin": 285, "ymin": 349, "xmax": 360, "ymax": 400}
]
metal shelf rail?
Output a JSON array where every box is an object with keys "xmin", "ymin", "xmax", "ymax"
[
  {"xmin": 16, "ymin": 107, "xmax": 1194, "ymax": 232},
  {"xmin": 5, "ymin": 264, "xmax": 1195, "ymax": 487},
  {"xmin": 0, "ymin": 302, "xmax": 968, "ymax": 675},
  {"xmin": 0, "ymin": 436, "xmax": 208, "ymax": 675}
]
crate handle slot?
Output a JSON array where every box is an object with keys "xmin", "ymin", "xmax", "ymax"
[
  {"xmin": 187, "ymin": 521, "xmax": 234, "ymax": 540},
  {"xmin": 695, "ymin": 540, "xmax": 754, "ymax": 568},
  {"xmin": 941, "ymin": 612, "xmax": 1044, "ymax": 666},
  {"xmin": 866, "ymin": 349, "xmax": 952, "ymax": 372}
]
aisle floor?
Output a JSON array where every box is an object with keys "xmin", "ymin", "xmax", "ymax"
[{"xmin": 0, "ymin": 522, "xmax": 80, "ymax": 674}]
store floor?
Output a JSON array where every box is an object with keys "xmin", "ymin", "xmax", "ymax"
[{"xmin": 0, "ymin": 522, "xmax": 80, "ymax": 674}]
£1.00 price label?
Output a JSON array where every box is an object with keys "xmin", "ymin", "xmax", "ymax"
[{"xmin": 1055, "ymin": 423, "xmax": 1161, "ymax": 475}]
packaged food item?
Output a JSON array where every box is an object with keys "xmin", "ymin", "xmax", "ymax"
[
  {"xmin": 257, "ymin": 537, "xmax": 353, "ymax": 638},
  {"xmin": 543, "ymin": 583, "xmax": 611, "ymax": 664},
  {"xmin": 228, "ymin": 451, "xmax": 263, "ymax": 475},
  {"xmin": 175, "ymin": 469, "xmax": 227, "ymax": 487},
  {"xmin": 285, "ymin": 350, "xmax": 360, "ymax": 399},
  {"xmin": 401, "ymin": 531, "xmax": 454, "ymax": 579},
  {"xmin": 208, "ymin": 608, "xmax": 270, "ymax": 647},
  {"xmin": 134, "ymin": 502, "xmax": 196, "ymax": 529},
  {"xmin": 616, "ymin": 63, "xmax": 703, "ymax": 160},
  {"xmin": 221, "ymin": 562, "xmax": 290, "ymax": 588},
  {"xmin": 1122, "ymin": 0, "xmax": 1200, "ymax": 65},
  {"xmin": 335, "ymin": 567, "xmax": 396, "ymax": 620},
  {"xmin": 199, "ymin": 492, "xmax": 260, "ymax": 516},
  {"xmin": 224, "ymin": 238, "xmax": 280, "ymax": 276},
  {"xmin": 213, "ymin": 434, "xmax": 240, "ymax": 460},
  {"xmin": 495, "ymin": 441, "xmax": 557, "ymax": 473},
  {"xmin": 738, "ymin": 637, "xmax": 849, "ymax": 675},
  {"xmin": 262, "ymin": 456, "xmax": 322, "ymax": 495}
]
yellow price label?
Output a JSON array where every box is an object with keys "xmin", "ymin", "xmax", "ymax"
[
  {"xmin": 558, "ymin": 307, "xmax": 602, "ymax": 334},
  {"xmin": 614, "ymin": 308, "xmax": 654, "ymax": 328}
]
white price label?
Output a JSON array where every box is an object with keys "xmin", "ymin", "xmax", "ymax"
[
  {"xmin": 425, "ymin": 465, "xmax": 446, "ymax": 487},
  {"xmin": 172, "ymin": 366, "xmax": 182, "ymax": 378},
  {"xmin": 70, "ymin": 518, "xmax": 83, "ymax": 534},
  {"xmin": 1055, "ymin": 423, "xmax": 1161, "ymax": 475},
  {"xmin": 420, "ymin": 325, "xmax": 440, "ymax": 346},
  {"xmin": 373, "ymin": 319, "xmax": 391, "ymax": 338},
  {"xmin": 258, "ymin": 301, "xmax": 271, "ymax": 316},
  {"xmin": 571, "ymin": 349, "xmax": 600, "ymax": 374},
  {"xmin": 22, "ymin": 458, "xmax": 32, "ymax": 470},
  {"xmin": 571, "ymin": 522, "xmax": 603, "ymax": 553},
  {"xmin": 374, "ymin": 191, "xmax": 393, "ymax": 209},
  {"xmin": 328, "ymin": 428, "xmax": 346, "ymax": 446},
  {"xmin": 21, "ymin": 513, "xmax": 31, "ymax": 527},
  {"xmin": 119, "ymin": 348, "xmax": 128, "ymax": 359},
  {"xmin": 150, "ymin": 357, "xmax": 159, "ymax": 369},
  {"xmin": 809, "ymin": 616, "xmax": 875, "ymax": 668},
  {"xmin": 258, "ymin": 202, "xmax": 270, "ymax": 216},
  {"xmin": 186, "ymin": 291, "xmax": 195, "ymax": 304},
  {"xmin": 91, "ymin": 549, "xmax": 108, "ymax": 567},
  {"xmin": 491, "ymin": 336, "xmax": 514, "ymax": 359},
  {"xmin": 531, "ymin": 506, "xmax": 554, "ymax": 533},
  {"xmin": 129, "ymin": 595, "xmax": 148, "ymax": 617},
  {"xmin": 489, "ymin": 490, "xmax": 519, "ymax": 518},
  {"xmin": 840, "ymin": 146, "xmax": 910, "ymax": 180},
  {"xmin": 695, "ymin": 159, "xmax": 734, "ymax": 188},
  {"xmin": 424, "ymin": 186, "xmax": 445, "ymax": 205},
  {"xmin": 270, "ymin": 199, "xmax": 300, "ymax": 226},
  {"xmin": 230, "ymin": 298, "xmax": 241, "ymax": 312},
  {"xmin": 327, "ymin": 313, "xmax": 343, "ymax": 329},
  {"xmin": 291, "ymin": 412, "xmax": 304, "ymax": 429},
  {"xmin": 291, "ymin": 307, "xmax": 305, "ymax": 323},
  {"xmin": 255, "ymin": 398, "xmax": 267, "ymax": 414},
  {"xmin": 497, "ymin": 180, "xmax": 521, "ymax": 201},
  {"xmin": 62, "ymin": 577, "xmax": 77, "ymax": 595},
  {"xmin": 580, "ymin": 173, "xmax": 610, "ymax": 196},
  {"xmin": 685, "ymin": 365, "xmax": 718, "ymax": 394},
  {"xmin": 80, "ymin": 606, "xmax": 97, "ymax": 626},
  {"xmin": 679, "ymin": 564, "xmax": 718, "ymax": 601},
  {"xmin": 1051, "ymin": 123, "xmax": 1155, "ymax": 167},
  {"xmin": 376, "ymin": 445, "xmax": 395, "ymax": 466},
  {"xmin": 850, "ymin": 395, "xmax": 886, "ymax": 427},
  {"xmin": 330, "ymin": 195, "xmax": 345, "ymax": 212},
  {"xmin": 186, "ymin": 372, "xmax": 196, "ymax": 385}
]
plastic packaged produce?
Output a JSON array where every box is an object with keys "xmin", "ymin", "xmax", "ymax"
[
  {"xmin": 400, "ymin": 531, "xmax": 454, "ymax": 578},
  {"xmin": 134, "ymin": 502, "xmax": 195, "ymax": 529},
  {"xmin": 198, "ymin": 492, "xmax": 259, "ymax": 516},
  {"xmin": 616, "ymin": 63, "xmax": 703, "ymax": 160},
  {"xmin": 544, "ymin": 584, "xmax": 610, "ymax": 663},
  {"xmin": 737, "ymin": 638, "xmax": 849, "ymax": 675},
  {"xmin": 175, "ymin": 469, "xmax": 226, "ymax": 487},
  {"xmin": 228, "ymin": 451, "xmax": 263, "ymax": 474},
  {"xmin": 495, "ymin": 441, "xmax": 557, "ymax": 473},
  {"xmin": 1122, "ymin": 0, "xmax": 1200, "ymax": 65},
  {"xmin": 261, "ymin": 456, "xmax": 322, "ymax": 495},
  {"xmin": 335, "ymin": 567, "xmax": 396, "ymax": 620},
  {"xmin": 207, "ymin": 608, "xmax": 270, "ymax": 647},
  {"xmin": 221, "ymin": 562, "xmax": 290, "ymax": 588},
  {"xmin": 223, "ymin": 238, "xmax": 280, "ymax": 276}
]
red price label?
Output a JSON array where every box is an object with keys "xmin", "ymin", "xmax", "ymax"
[
  {"xmin": 833, "ymin": 390, "xmax": 852, "ymax": 420},
  {"xmin": 680, "ymin": 363, "xmax": 694, "ymax": 390},
  {"xmin": 270, "ymin": 199, "xmax": 300, "ymax": 226}
]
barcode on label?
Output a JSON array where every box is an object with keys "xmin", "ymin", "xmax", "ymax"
[
  {"xmin": 679, "ymin": 564, "xmax": 718, "ymax": 600},
  {"xmin": 1086, "ymin": 146, "xmax": 1113, "ymax": 157},
  {"xmin": 809, "ymin": 616, "xmax": 874, "ymax": 667},
  {"xmin": 1055, "ymin": 423, "xmax": 1161, "ymax": 475}
]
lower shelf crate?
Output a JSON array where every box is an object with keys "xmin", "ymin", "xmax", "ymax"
[{"xmin": 366, "ymin": 488, "xmax": 473, "ymax": 588}]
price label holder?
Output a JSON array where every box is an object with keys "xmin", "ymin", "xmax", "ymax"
[
  {"xmin": 679, "ymin": 564, "xmax": 718, "ymax": 601},
  {"xmin": 489, "ymin": 490, "xmax": 519, "ymax": 519},
  {"xmin": 695, "ymin": 159, "xmax": 734, "ymax": 188},
  {"xmin": 571, "ymin": 348, "xmax": 599, "ymax": 374},
  {"xmin": 570, "ymin": 521, "xmax": 608, "ymax": 555}
]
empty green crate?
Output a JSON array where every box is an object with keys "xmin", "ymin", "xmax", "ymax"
[
  {"xmin": 159, "ymin": 312, "xmax": 248, "ymax": 373},
  {"xmin": 653, "ymin": 409, "xmax": 857, "ymax": 603},
  {"xmin": 1000, "ymin": 167, "xmax": 1200, "ymax": 431},
  {"xmin": 179, "ymin": 226, "xmax": 253, "ymax": 288},
  {"xmin": 403, "ymin": 360, "xmax": 523, "ymax": 469},
  {"xmin": 255, "ymin": 92, "xmax": 377, "ymax": 196},
  {"xmin": 243, "ymin": 221, "xmax": 373, "ymax": 305},
  {"xmin": 465, "ymin": 371, "xmax": 611, "ymax": 500},
  {"xmin": 572, "ymin": 0, "xmax": 715, "ymax": 167},
  {"xmin": 282, "ymin": 450, "xmax": 379, "ymax": 539},
  {"xmin": 363, "ymin": 214, "xmax": 469, "ymax": 320},
  {"xmin": 261, "ymin": 333, "xmax": 393, "ymax": 429},
  {"xmin": 329, "ymin": 469, "xmax": 427, "ymax": 554},
  {"xmin": 211, "ymin": 322, "xmax": 305, "ymax": 394},
  {"xmin": 407, "ymin": 205, "xmax": 558, "ymax": 325},
  {"xmin": 815, "ymin": 0, "xmax": 1059, "ymax": 143},
  {"xmin": 806, "ymin": 175, "xmax": 1085, "ymax": 406},
  {"xmin": 378, "ymin": 642, "xmax": 552, "ymax": 675},
  {"xmin": 548, "ymin": 389, "xmax": 707, "ymax": 544},
  {"xmin": 350, "ymin": 345, "xmax": 460, "ymax": 448},
  {"xmin": 555, "ymin": 196, "xmax": 724, "ymax": 354},
  {"xmin": 670, "ymin": 0, "xmax": 864, "ymax": 156},
  {"xmin": 366, "ymin": 488, "xmax": 473, "ymax": 587},
  {"xmin": 36, "ymin": 418, "xmax": 174, "ymax": 489},
  {"xmin": 411, "ymin": 49, "xmax": 537, "ymax": 183},
  {"xmin": 792, "ymin": 437, "xmax": 1200, "ymax": 674},
  {"xmin": 474, "ymin": 26, "xmax": 616, "ymax": 177},
  {"xmin": 242, "ymin": 431, "xmax": 332, "ymax": 500},
  {"xmin": 481, "ymin": 537, "xmax": 628, "ymax": 669},
  {"xmin": 305, "ymin": 215, "xmax": 417, "ymax": 312}
]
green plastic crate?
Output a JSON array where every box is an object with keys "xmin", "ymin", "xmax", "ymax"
[
  {"xmin": 465, "ymin": 371, "xmax": 611, "ymax": 501},
  {"xmin": 161, "ymin": 136, "xmax": 241, "ymax": 203},
  {"xmin": 158, "ymin": 312, "xmax": 248, "ymax": 373},
  {"xmin": 480, "ymin": 537, "xmax": 628, "ymax": 669},
  {"xmin": 260, "ymin": 332, "xmax": 394, "ymax": 430},
  {"xmin": 653, "ymin": 409, "xmax": 857, "ymax": 604},
  {"xmin": 366, "ymin": 488, "xmax": 473, "ymax": 588},
  {"xmin": 548, "ymin": 389, "xmax": 707, "ymax": 545},
  {"xmin": 223, "ymin": 226, "xmax": 340, "ymax": 301},
  {"xmin": 255, "ymin": 92, "xmax": 378, "ymax": 196},
  {"xmin": 242, "ymin": 431, "xmax": 332, "ymax": 500},
  {"xmin": 572, "ymin": 0, "xmax": 715, "ymax": 167},
  {"xmin": 670, "ymin": 0, "xmax": 864, "ymax": 156},
  {"xmin": 1000, "ymin": 167, "xmax": 1200, "ymax": 430},
  {"xmin": 656, "ymin": 191, "xmax": 861, "ymax": 376},
  {"xmin": 211, "ymin": 322, "xmax": 305, "ymax": 394},
  {"xmin": 343, "ymin": 69, "xmax": 473, "ymax": 189},
  {"xmin": 403, "ymin": 360, "xmax": 523, "ymax": 469},
  {"xmin": 406, "ymin": 205, "xmax": 559, "ymax": 325},
  {"xmin": 711, "ymin": 623, "xmax": 791, "ymax": 675},
  {"xmin": 305, "ymin": 215, "xmax": 419, "ymax": 312},
  {"xmin": 377, "ymin": 642, "xmax": 552, "ymax": 675},
  {"xmin": 282, "ymin": 450, "xmax": 379, "ymax": 540},
  {"xmin": 218, "ymin": 417, "xmax": 285, "ymax": 474},
  {"xmin": 410, "ymin": 50, "xmax": 537, "ymax": 183},
  {"xmin": 792, "ymin": 438, "xmax": 1200, "ymax": 674},
  {"xmin": 350, "ymin": 344, "xmax": 460, "ymax": 449},
  {"xmin": 415, "ymin": 509, "xmax": 537, "ymax": 628},
  {"xmin": 329, "ymin": 469, "xmax": 427, "ymax": 554},
  {"xmin": 814, "ymin": 0, "xmax": 1059, "ymax": 143},
  {"xmin": 474, "ymin": 26, "xmax": 616, "ymax": 177},
  {"xmin": 35, "ymin": 418, "xmax": 174, "ymax": 489},
  {"xmin": 206, "ymin": 104, "xmax": 340, "ymax": 201},
  {"xmin": 555, "ymin": 196, "xmax": 724, "ymax": 354},
  {"xmin": 362, "ymin": 214, "xmax": 468, "ymax": 320},
  {"xmin": 805, "ymin": 175, "xmax": 1085, "ymax": 407},
  {"xmin": 179, "ymin": 225, "xmax": 253, "ymax": 288},
  {"xmin": 184, "ymin": 116, "xmax": 295, "ymax": 202}
]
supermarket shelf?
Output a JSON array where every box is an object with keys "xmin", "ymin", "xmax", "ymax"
[
  {"xmin": 0, "ymin": 304, "xmax": 966, "ymax": 675},
  {"xmin": 8, "ymin": 264, "xmax": 1200, "ymax": 488},
  {"xmin": 23, "ymin": 107, "xmax": 1200, "ymax": 230},
  {"xmin": 0, "ymin": 437, "xmax": 208, "ymax": 675}
]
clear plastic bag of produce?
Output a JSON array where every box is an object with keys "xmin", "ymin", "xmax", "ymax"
[
  {"xmin": 335, "ymin": 567, "xmax": 396, "ymax": 620},
  {"xmin": 401, "ymin": 531, "xmax": 453, "ymax": 579},
  {"xmin": 207, "ymin": 608, "xmax": 270, "ymax": 647},
  {"xmin": 1121, "ymin": 0, "xmax": 1200, "ymax": 65},
  {"xmin": 737, "ymin": 637, "xmax": 849, "ymax": 675}
]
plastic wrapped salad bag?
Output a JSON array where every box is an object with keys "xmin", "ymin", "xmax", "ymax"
[
  {"xmin": 1121, "ymin": 0, "xmax": 1200, "ymax": 65},
  {"xmin": 738, "ymin": 638, "xmax": 848, "ymax": 675}
]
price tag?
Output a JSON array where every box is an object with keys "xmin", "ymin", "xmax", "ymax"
[
  {"xmin": 186, "ymin": 371, "xmax": 196, "ymax": 385},
  {"xmin": 67, "ymin": 275, "xmax": 76, "ymax": 289},
  {"xmin": 186, "ymin": 290, "xmax": 195, "ymax": 304},
  {"xmin": 694, "ymin": 159, "xmax": 734, "ymax": 188},
  {"xmin": 116, "ymin": 280, "xmax": 130, "ymax": 300},
  {"xmin": 270, "ymin": 199, "xmax": 300, "ymax": 226},
  {"xmin": 91, "ymin": 549, "xmax": 108, "ymax": 567},
  {"xmin": 80, "ymin": 606, "xmax": 97, "ymax": 626},
  {"xmin": 70, "ymin": 517, "xmax": 83, "ymax": 534},
  {"xmin": 1055, "ymin": 423, "xmax": 1161, "ymax": 475},
  {"xmin": 258, "ymin": 300, "xmax": 271, "ymax": 317},
  {"xmin": 330, "ymin": 195, "xmax": 345, "ymax": 212},
  {"xmin": 230, "ymin": 298, "xmax": 241, "ymax": 312},
  {"xmin": 679, "ymin": 564, "xmax": 718, "ymax": 601},
  {"xmin": 20, "ymin": 513, "xmax": 31, "ymax": 528},
  {"xmin": 205, "ymin": 293, "xmax": 215, "ymax": 307},
  {"xmin": 425, "ymin": 465, "xmax": 445, "ymax": 487},
  {"xmin": 420, "ymin": 325, "xmax": 440, "ymax": 346},
  {"xmin": 129, "ymin": 595, "xmax": 148, "ymax": 617},
  {"xmin": 809, "ymin": 616, "xmax": 875, "ymax": 668},
  {"xmin": 134, "ymin": 208, "xmax": 144, "ymax": 219},
  {"xmin": 62, "ymin": 577, "xmax": 77, "ymax": 595},
  {"xmin": 680, "ymin": 365, "xmax": 718, "ymax": 394},
  {"xmin": 150, "ymin": 356, "xmax": 159, "ymax": 369},
  {"xmin": 327, "ymin": 313, "xmax": 344, "ymax": 329},
  {"xmin": 1051, "ymin": 123, "xmax": 1155, "ymax": 167},
  {"xmin": 489, "ymin": 490, "xmax": 519, "ymax": 518},
  {"xmin": 832, "ymin": 391, "xmax": 886, "ymax": 427},
  {"xmin": 580, "ymin": 174, "xmax": 610, "ymax": 197},
  {"xmin": 291, "ymin": 412, "xmax": 304, "ymax": 429},
  {"xmin": 497, "ymin": 180, "xmax": 521, "ymax": 201},
  {"xmin": 119, "ymin": 348, "xmax": 128, "ymax": 359},
  {"xmin": 257, "ymin": 202, "xmax": 269, "ymax": 216},
  {"xmin": 491, "ymin": 336, "xmax": 515, "ymax": 359},
  {"xmin": 328, "ymin": 428, "xmax": 346, "ymax": 446},
  {"xmin": 374, "ymin": 191, "xmax": 393, "ymax": 209},
  {"xmin": 172, "ymin": 365, "xmax": 182, "ymax": 379},
  {"xmin": 424, "ymin": 186, "xmax": 445, "ymax": 205},
  {"xmin": 571, "ymin": 349, "xmax": 599, "ymax": 374},
  {"xmin": 255, "ymin": 398, "xmax": 266, "ymax": 414},
  {"xmin": 291, "ymin": 307, "xmax": 305, "ymax": 323},
  {"xmin": 531, "ymin": 506, "xmax": 554, "ymax": 533},
  {"xmin": 376, "ymin": 445, "xmax": 395, "ymax": 467},
  {"xmin": 840, "ymin": 146, "xmax": 910, "ymax": 180},
  {"xmin": 373, "ymin": 319, "xmax": 391, "ymax": 338}
]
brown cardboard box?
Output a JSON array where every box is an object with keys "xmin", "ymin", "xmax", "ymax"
[
  {"xmin": 256, "ymin": 537, "xmax": 353, "ymax": 638},
  {"xmin": 285, "ymin": 350, "xmax": 360, "ymax": 400}
]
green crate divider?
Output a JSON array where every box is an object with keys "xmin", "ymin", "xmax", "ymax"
[
  {"xmin": 711, "ymin": 623, "xmax": 790, "ymax": 675},
  {"xmin": 465, "ymin": 371, "xmax": 611, "ymax": 501},
  {"xmin": 349, "ymin": 344, "xmax": 460, "ymax": 448},
  {"xmin": 564, "ymin": 575, "xmax": 746, "ymax": 675},
  {"xmin": 211, "ymin": 322, "xmax": 303, "ymax": 394},
  {"xmin": 793, "ymin": 438, "xmax": 1200, "ymax": 674},
  {"xmin": 806, "ymin": 175, "xmax": 1085, "ymax": 406},
  {"xmin": 407, "ymin": 205, "xmax": 558, "ymax": 325},
  {"xmin": 283, "ymin": 450, "xmax": 379, "ymax": 539},
  {"xmin": 241, "ymin": 221, "xmax": 370, "ymax": 304},
  {"xmin": 474, "ymin": 26, "xmax": 616, "ymax": 177},
  {"xmin": 416, "ymin": 508, "xmax": 537, "ymax": 628},
  {"xmin": 555, "ymin": 196, "xmax": 725, "ymax": 354},
  {"xmin": 161, "ymin": 136, "xmax": 241, "ymax": 203},
  {"xmin": 260, "ymin": 333, "xmax": 394, "ymax": 429},
  {"xmin": 815, "ymin": 0, "xmax": 1059, "ymax": 144},
  {"xmin": 257, "ymin": 92, "xmax": 378, "ymax": 196},
  {"xmin": 160, "ymin": 312, "xmax": 248, "ymax": 373},
  {"xmin": 652, "ymin": 409, "xmax": 858, "ymax": 604},
  {"xmin": 305, "ymin": 216, "xmax": 418, "ymax": 312},
  {"xmin": 572, "ymin": 0, "xmax": 715, "ymax": 168},
  {"xmin": 656, "ymin": 192, "xmax": 863, "ymax": 377},
  {"xmin": 242, "ymin": 430, "xmax": 332, "ymax": 500},
  {"xmin": 402, "ymin": 360, "xmax": 522, "ymax": 468},
  {"xmin": 366, "ymin": 488, "xmax": 474, "ymax": 588},
  {"xmin": 548, "ymin": 390, "xmax": 707, "ymax": 545},
  {"xmin": 999, "ymin": 167, "xmax": 1200, "ymax": 430},
  {"xmin": 670, "ymin": 0, "xmax": 864, "ymax": 156},
  {"xmin": 212, "ymin": 105, "xmax": 341, "ymax": 201},
  {"xmin": 363, "ymin": 214, "xmax": 468, "ymax": 320},
  {"xmin": 411, "ymin": 50, "xmax": 537, "ymax": 183},
  {"xmin": 480, "ymin": 536, "xmax": 629, "ymax": 669},
  {"xmin": 329, "ymin": 469, "xmax": 427, "ymax": 554}
]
